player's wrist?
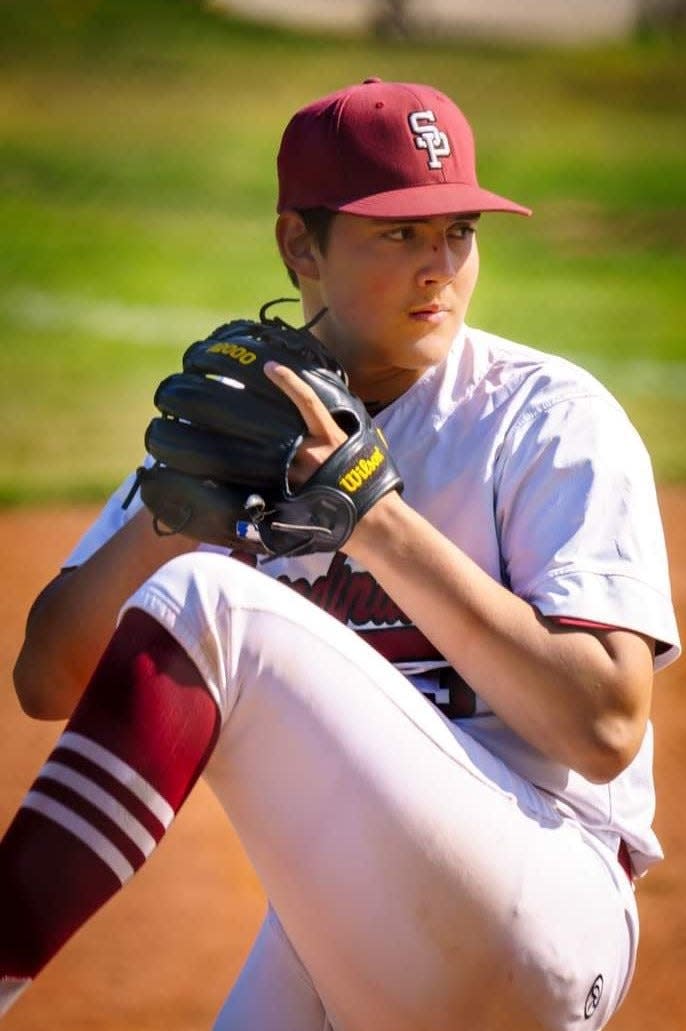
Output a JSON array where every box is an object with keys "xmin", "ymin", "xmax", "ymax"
[{"xmin": 342, "ymin": 489, "xmax": 407, "ymax": 561}]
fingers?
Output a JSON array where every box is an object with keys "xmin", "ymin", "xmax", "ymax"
[
  {"xmin": 264, "ymin": 361, "xmax": 343, "ymax": 444},
  {"xmin": 264, "ymin": 361, "xmax": 348, "ymax": 486}
]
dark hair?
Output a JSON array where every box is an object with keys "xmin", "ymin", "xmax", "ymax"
[{"xmin": 284, "ymin": 207, "xmax": 337, "ymax": 288}]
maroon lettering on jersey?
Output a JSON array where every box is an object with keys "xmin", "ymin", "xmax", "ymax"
[{"xmin": 276, "ymin": 554, "xmax": 440, "ymax": 667}]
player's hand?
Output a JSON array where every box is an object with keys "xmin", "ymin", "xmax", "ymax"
[
  {"xmin": 264, "ymin": 361, "xmax": 348, "ymax": 487},
  {"xmin": 135, "ymin": 309, "xmax": 402, "ymax": 557}
]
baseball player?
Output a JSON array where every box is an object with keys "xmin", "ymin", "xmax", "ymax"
[{"xmin": 2, "ymin": 79, "xmax": 681, "ymax": 1030}]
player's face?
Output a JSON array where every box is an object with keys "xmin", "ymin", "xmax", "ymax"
[{"xmin": 309, "ymin": 212, "xmax": 480, "ymax": 402}]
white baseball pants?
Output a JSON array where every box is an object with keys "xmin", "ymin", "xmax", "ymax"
[{"xmin": 124, "ymin": 552, "xmax": 639, "ymax": 1031}]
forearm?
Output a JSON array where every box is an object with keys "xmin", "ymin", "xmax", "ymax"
[
  {"xmin": 346, "ymin": 493, "xmax": 653, "ymax": 781},
  {"xmin": 13, "ymin": 509, "xmax": 196, "ymax": 720}
]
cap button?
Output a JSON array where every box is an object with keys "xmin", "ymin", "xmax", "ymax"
[{"xmin": 363, "ymin": 77, "xmax": 382, "ymax": 84}]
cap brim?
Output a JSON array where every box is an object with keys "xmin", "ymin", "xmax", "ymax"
[{"xmin": 336, "ymin": 182, "xmax": 531, "ymax": 218}]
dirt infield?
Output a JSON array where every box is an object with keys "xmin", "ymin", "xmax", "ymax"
[{"xmin": 0, "ymin": 490, "xmax": 684, "ymax": 1030}]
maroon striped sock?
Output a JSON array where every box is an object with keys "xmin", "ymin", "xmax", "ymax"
[{"xmin": 0, "ymin": 608, "xmax": 219, "ymax": 995}]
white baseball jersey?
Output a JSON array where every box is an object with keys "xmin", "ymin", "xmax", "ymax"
[{"xmin": 66, "ymin": 324, "xmax": 680, "ymax": 878}]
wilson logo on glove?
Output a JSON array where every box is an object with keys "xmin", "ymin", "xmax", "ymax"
[{"xmin": 339, "ymin": 444, "xmax": 386, "ymax": 494}]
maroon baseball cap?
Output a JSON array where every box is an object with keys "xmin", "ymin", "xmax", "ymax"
[{"xmin": 277, "ymin": 78, "xmax": 531, "ymax": 218}]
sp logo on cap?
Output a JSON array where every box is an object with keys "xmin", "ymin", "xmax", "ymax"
[{"xmin": 408, "ymin": 110, "xmax": 451, "ymax": 170}]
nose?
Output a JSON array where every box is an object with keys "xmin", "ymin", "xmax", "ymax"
[{"xmin": 416, "ymin": 237, "xmax": 459, "ymax": 288}]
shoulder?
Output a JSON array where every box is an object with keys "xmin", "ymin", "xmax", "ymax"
[
  {"xmin": 460, "ymin": 325, "xmax": 618, "ymax": 409},
  {"xmin": 457, "ymin": 325, "xmax": 643, "ymax": 455},
  {"xmin": 456, "ymin": 325, "xmax": 657, "ymax": 505}
]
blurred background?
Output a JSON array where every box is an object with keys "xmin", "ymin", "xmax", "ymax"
[
  {"xmin": 220, "ymin": 0, "xmax": 685, "ymax": 44},
  {"xmin": 1, "ymin": 0, "xmax": 684, "ymax": 500},
  {"xmin": 0, "ymin": 3, "xmax": 684, "ymax": 1030}
]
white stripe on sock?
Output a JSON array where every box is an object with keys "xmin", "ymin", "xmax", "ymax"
[
  {"xmin": 59, "ymin": 731, "xmax": 174, "ymax": 827},
  {"xmin": 41, "ymin": 760, "xmax": 158, "ymax": 858},
  {"xmin": 23, "ymin": 791, "xmax": 134, "ymax": 885}
]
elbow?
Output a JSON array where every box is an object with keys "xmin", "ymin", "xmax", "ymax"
[
  {"xmin": 13, "ymin": 644, "xmax": 71, "ymax": 721},
  {"xmin": 581, "ymin": 750, "xmax": 635, "ymax": 786},
  {"xmin": 13, "ymin": 646, "xmax": 48, "ymax": 719},
  {"xmin": 571, "ymin": 638, "xmax": 654, "ymax": 784},
  {"xmin": 12, "ymin": 569, "xmax": 85, "ymax": 720},
  {"xmin": 578, "ymin": 713, "xmax": 647, "ymax": 784}
]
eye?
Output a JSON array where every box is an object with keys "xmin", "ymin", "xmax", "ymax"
[
  {"xmin": 383, "ymin": 224, "xmax": 416, "ymax": 242},
  {"xmin": 448, "ymin": 223, "xmax": 477, "ymax": 241}
]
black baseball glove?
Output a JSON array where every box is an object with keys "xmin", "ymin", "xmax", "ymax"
[{"xmin": 125, "ymin": 302, "xmax": 403, "ymax": 557}]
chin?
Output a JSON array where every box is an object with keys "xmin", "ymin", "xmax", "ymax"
[{"xmin": 410, "ymin": 326, "xmax": 458, "ymax": 366}]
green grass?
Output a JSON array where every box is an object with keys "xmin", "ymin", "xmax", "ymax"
[{"xmin": 1, "ymin": 0, "xmax": 685, "ymax": 500}]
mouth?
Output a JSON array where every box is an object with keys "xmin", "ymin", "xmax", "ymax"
[{"xmin": 409, "ymin": 303, "xmax": 450, "ymax": 322}]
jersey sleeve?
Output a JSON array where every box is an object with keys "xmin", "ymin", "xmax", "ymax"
[{"xmin": 495, "ymin": 387, "xmax": 680, "ymax": 671}]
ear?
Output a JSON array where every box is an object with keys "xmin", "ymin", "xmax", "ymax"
[{"xmin": 275, "ymin": 211, "xmax": 321, "ymax": 282}]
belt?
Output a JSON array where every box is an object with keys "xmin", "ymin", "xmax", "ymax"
[{"xmin": 618, "ymin": 839, "xmax": 634, "ymax": 881}]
